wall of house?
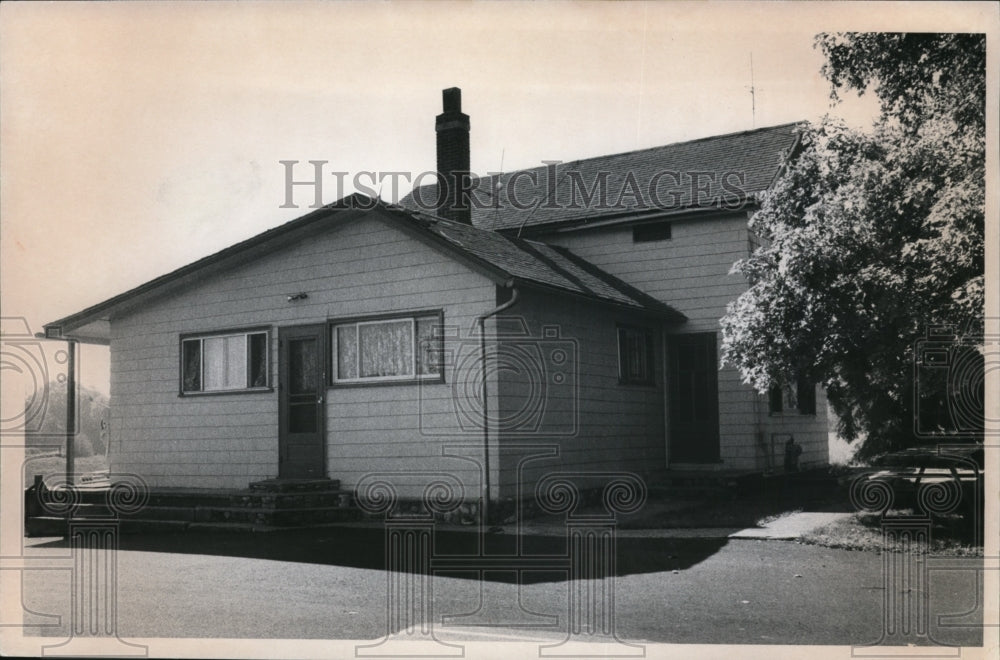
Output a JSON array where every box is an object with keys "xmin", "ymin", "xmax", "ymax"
[
  {"xmin": 757, "ymin": 389, "xmax": 830, "ymax": 472},
  {"xmin": 492, "ymin": 288, "xmax": 666, "ymax": 500},
  {"xmin": 109, "ymin": 212, "xmax": 499, "ymax": 495},
  {"xmin": 532, "ymin": 212, "xmax": 829, "ymax": 472}
]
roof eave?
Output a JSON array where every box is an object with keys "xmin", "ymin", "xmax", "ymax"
[
  {"xmin": 509, "ymin": 277, "xmax": 686, "ymax": 322},
  {"xmin": 42, "ymin": 200, "xmax": 373, "ymax": 338},
  {"xmin": 502, "ymin": 201, "xmax": 758, "ymax": 237},
  {"xmin": 370, "ymin": 206, "xmax": 515, "ymax": 286}
]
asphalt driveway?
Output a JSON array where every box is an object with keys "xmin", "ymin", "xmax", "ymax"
[{"xmin": 15, "ymin": 525, "xmax": 985, "ymax": 650}]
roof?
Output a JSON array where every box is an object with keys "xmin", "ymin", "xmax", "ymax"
[
  {"xmin": 45, "ymin": 194, "xmax": 684, "ymax": 343},
  {"xmin": 401, "ymin": 122, "xmax": 803, "ymax": 233},
  {"xmin": 380, "ymin": 204, "xmax": 681, "ymax": 317}
]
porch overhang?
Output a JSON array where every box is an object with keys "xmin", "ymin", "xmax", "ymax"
[{"xmin": 42, "ymin": 319, "xmax": 110, "ymax": 345}]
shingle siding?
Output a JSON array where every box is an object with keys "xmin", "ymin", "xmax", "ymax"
[
  {"xmin": 530, "ymin": 212, "xmax": 828, "ymax": 471},
  {"xmin": 494, "ymin": 289, "xmax": 665, "ymax": 496},
  {"xmin": 106, "ymin": 200, "xmax": 827, "ymax": 496},
  {"xmin": 109, "ymin": 215, "xmax": 497, "ymax": 492}
]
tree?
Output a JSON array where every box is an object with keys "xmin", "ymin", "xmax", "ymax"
[
  {"xmin": 720, "ymin": 33, "xmax": 985, "ymax": 459},
  {"xmin": 24, "ymin": 381, "xmax": 109, "ymax": 458}
]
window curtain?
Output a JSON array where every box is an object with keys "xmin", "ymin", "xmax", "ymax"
[
  {"xmin": 360, "ymin": 320, "xmax": 412, "ymax": 377},
  {"xmin": 204, "ymin": 335, "xmax": 246, "ymax": 390},
  {"xmin": 249, "ymin": 333, "xmax": 268, "ymax": 388},
  {"xmin": 182, "ymin": 341, "xmax": 201, "ymax": 391},
  {"xmin": 337, "ymin": 326, "xmax": 359, "ymax": 380},
  {"xmin": 415, "ymin": 316, "xmax": 440, "ymax": 375}
]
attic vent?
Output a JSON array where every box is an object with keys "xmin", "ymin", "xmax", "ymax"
[{"xmin": 632, "ymin": 222, "xmax": 672, "ymax": 243}]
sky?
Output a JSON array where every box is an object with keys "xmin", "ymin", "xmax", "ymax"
[{"xmin": 1, "ymin": 1, "xmax": 996, "ymax": 396}]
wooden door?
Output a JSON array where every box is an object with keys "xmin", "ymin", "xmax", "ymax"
[
  {"xmin": 668, "ymin": 332, "xmax": 720, "ymax": 463},
  {"xmin": 278, "ymin": 324, "xmax": 326, "ymax": 478}
]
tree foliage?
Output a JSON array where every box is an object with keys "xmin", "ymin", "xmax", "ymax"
[
  {"xmin": 24, "ymin": 381, "xmax": 109, "ymax": 458},
  {"xmin": 721, "ymin": 33, "xmax": 985, "ymax": 459}
]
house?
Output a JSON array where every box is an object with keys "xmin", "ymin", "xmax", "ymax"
[{"xmin": 43, "ymin": 88, "xmax": 829, "ymax": 506}]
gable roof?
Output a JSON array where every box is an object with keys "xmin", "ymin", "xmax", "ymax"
[
  {"xmin": 401, "ymin": 122, "xmax": 803, "ymax": 234},
  {"xmin": 380, "ymin": 204, "xmax": 680, "ymax": 316},
  {"xmin": 45, "ymin": 195, "xmax": 684, "ymax": 343}
]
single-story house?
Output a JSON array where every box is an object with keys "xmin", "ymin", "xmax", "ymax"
[{"xmin": 44, "ymin": 88, "xmax": 829, "ymax": 503}]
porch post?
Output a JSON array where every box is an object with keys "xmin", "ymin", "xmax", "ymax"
[{"xmin": 65, "ymin": 339, "xmax": 76, "ymax": 484}]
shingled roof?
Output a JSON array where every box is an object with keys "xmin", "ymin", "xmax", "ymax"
[
  {"xmin": 379, "ymin": 204, "xmax": 682, "ymax": 318},
  {"xmin": 401, "ymin": 122, "xmax": 803, "ymax": 233},
  {"xmin": 45, "ymin": 195, "xmax": 683, "ymax": 342}
]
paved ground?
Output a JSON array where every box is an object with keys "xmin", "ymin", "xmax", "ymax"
[
  {"xmin": 728, "ymin": 511, "xmax": 852, "ymax": 539},
  {"xmin": 12, "ymin": 521, "xmax": 984, "ymax": 652}
]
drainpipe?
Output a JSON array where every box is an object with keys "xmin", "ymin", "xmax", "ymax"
[{"xmin": 477, "ymin": 283, "xmax": 519, "ymax": 527}]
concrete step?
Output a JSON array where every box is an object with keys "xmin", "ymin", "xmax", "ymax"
[
  {"xmin": 25, "ymin": 479, "xmax": 361, "ymax": 535},
  {"xmin": 248, "ymin": 478, "xmax": 341, "ymax": 493},
  {"xmin": 227, "ymin": 490, "xmax": 353, "ymax": 509},
  {"xmin": 24, "ymin": 516, "xmax": 68, "ymax": 537},
  {"xmin": 119, "ymin": 505, "xmax": 197, "ymax": 522},
  {"xmin": 186, "ymin": 521, "xmax": 289, "ymax": 533},
  {"xmin": 120, "ymin": 519, "xmax": 192, "ymax": 534},
  {"xmin": 270, "ymin": 507, "xmax": 362, "ymax": 526},
  {"xmin": 194, "ymin": 505, "xmax": 361, "ymax": 526},
  {"xmin": 145, "ymin": 490, "xmax": 236, "ymax": 509}
]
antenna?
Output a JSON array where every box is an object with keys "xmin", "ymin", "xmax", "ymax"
[
  {"xmin": 747, "ymin": 53, "xmax": 757, "ymax": 128},
  {"xmin": 492, "ymin": 148, "xmax": 506, "ymax": 228}
]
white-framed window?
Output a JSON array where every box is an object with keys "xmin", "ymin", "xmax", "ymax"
[
  {"xmin": 181, "ymin": 329, "xmax": 269, "ymax": 394},
  {"xmin": 331, "ymin": 312, "xmax": 443, "ymax": 384}
]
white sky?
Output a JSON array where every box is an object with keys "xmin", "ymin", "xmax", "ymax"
[{"xmin": 1, "ymin": 1, "xmax": 997, "ymax": 395}]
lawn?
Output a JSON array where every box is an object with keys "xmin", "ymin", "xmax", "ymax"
[{"xmin": 802, "ymin": 511, "xmax": 983, "ymax": 556}]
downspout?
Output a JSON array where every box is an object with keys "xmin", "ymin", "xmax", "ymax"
[{"xmin": 477, "ymin": 283, "xmax": 520, "ymax": 526}]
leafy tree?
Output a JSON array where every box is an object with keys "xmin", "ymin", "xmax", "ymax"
[
  {"xmin": 721, "ymin": 33, "xmax": 985, "ymax": 459},
  {"xmin": 24, "ymin": 381, "xmax": 109, "ymax": 458}
]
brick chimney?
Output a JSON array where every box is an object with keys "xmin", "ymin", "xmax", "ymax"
[{"xmin": 435, "ymin": 87, "xmax": 471, "ymax": 224}]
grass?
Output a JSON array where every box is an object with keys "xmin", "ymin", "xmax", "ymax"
[{"xmin": 802, "ymin": 510, "xmax": 983, "ymax": 556}]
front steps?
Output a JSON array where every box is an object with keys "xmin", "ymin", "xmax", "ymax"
[{"xmin": 25, "ymin": 478, "xmax": 362, "ymax": 536}]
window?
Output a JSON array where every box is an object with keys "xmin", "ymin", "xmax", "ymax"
[
  {"xmin": 332, "ymin": 312, "xmax": 443, "ymax": 384},
  {"xmin": 618, "ymin": 325, "xmax": 655, "ymax": 385},
  {"xmin": 632, "ymin": 222, "xmax": 672, "ymax": 243},
  {"xmin": 768, "ymin": 373, "xmax": 816, "ymax": 415},
  {"xmin": 181, "ymin": 330, "xmax": 269, "ymax": 393}
]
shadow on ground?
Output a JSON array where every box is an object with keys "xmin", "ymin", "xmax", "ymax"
[
  {"xmin": 30, "ymin": 525, "xmax": 729, "ymax": 584},
  {"xmin": 619, "ymin": 471, "xmax": 856, "ymax": 530}
]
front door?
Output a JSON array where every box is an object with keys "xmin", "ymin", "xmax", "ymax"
[
  {"xmin": 278, "ymin": 324, "xmax": 326, "ymax": 479},
  {"xmin": 668, "ymin": 332, "xmax": 720, "ymax": 463}
]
